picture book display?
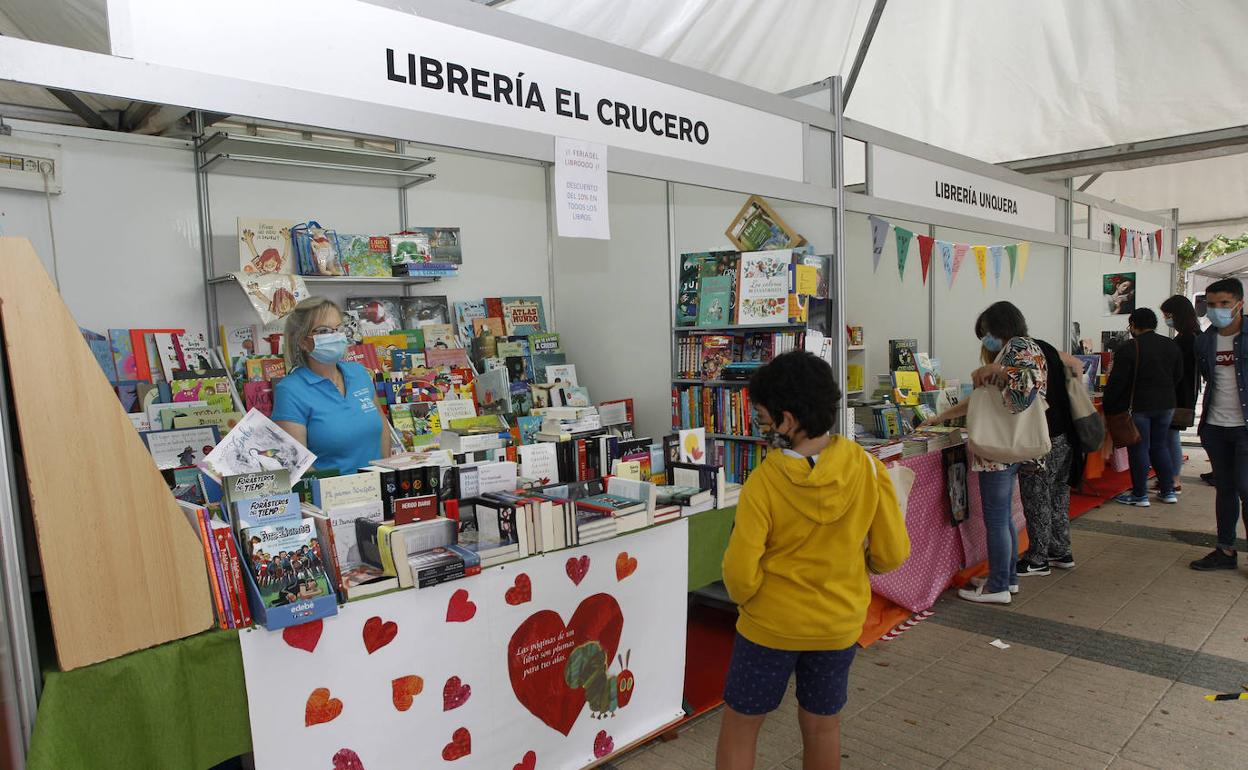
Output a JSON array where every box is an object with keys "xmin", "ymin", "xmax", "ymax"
[
  {"xmin": 346, "ymin": 297, "xmax": 403, "ymax": 337},
  {"xmin": 501, "ymin": 296, "xmax": 546, "ymax": 336},
  {"xmin": 200, "ymin": 409, "xmax": 316, "ymax": 483},
  {"xmin": 725, "ymin": 195, "xmax": 805, "ymax": 252},
  {"xmin": 241, "ymin": 519, "xmax": 332, "ymax": 609},
  {"xmin": 238, "ymin": 218, "xmax": 294, "ymax": 274},
  {"xmin": 696, "ymin": 275, "xmax": 734, "ymax": 326},
  {"xmin": 335, "ymin": 234, "xmax": 392, "ymax": 277},
  {"xmin": 888, "ymin": 339, "xmax": 919, "ymax": 372},
  {"xmin": 735, "ymin": 250, "xmax": 791, "ymax": 325},
  {"xmin": 141, "ymin": 426, "xmax": 220, "ymax": 470}
]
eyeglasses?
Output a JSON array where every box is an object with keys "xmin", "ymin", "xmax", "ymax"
[{"xmin": 309, "ymin": 325, "xmax": 345, "ymax": 336}]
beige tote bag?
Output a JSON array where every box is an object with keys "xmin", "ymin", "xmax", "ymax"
[{"xmin": 966, "ymin": 347, "xmax": 1052, "ymax": 464}]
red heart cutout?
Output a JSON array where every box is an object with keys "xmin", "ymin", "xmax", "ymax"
[
  {"xmin": 508, "ymin": 593, "xmax": 623, "ymax": 736},
  {"xmin": 446, "ymin": 588, "xmax": 477, "ymax": 623},
  {"xmin": 305, "ymin": 687, "xmax": 343, "ymax": 726},
  {"xmin": 615, "ymin": 552, "xmax": 638, "ymax": 581},
  {"xmin": 362, "ymin": 616, "xmax": 398, "ymax": 654},
  {"xmin": 282, "ymin": 619, "xmax": 323, "ymax": 653},
  {"xmin": 513, "ymin": 750, "xmax": 537, "ymax": 770},
  {"xmin": 391, "ymin": 675, "xmax": 424, "ymax": 712},
  {"xmin": 565, "ymin": 555, "xmax": 590, "ymax": 586},
  {"xmin": 442, "ymin": 727, "xmax": 472, "ymax": 761},
  {"xmin": 443, "ymin": 675, "xmax": 471, "ymax": 711},
  {"xmin": 593, "ymin": 729, "xmax": 615, "ymax": 758},
  {"xmin": 332, "ymin": 748, "xmax": 365, "ymax": 770},
  {"xmin": 506, "ymin": 573, "xmax": 532, "ymax": 605}
]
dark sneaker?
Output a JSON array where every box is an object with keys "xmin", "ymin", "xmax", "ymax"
[
  {"xmin": 1114, "ymin": 492, "xmax": 1150, "ymax": 507},
  {"xmin": 1049, "ymin": 554, "xmax": 1076, "ymax": 570},
  {"xmin": 1201, "ymin": 472, "xmax": 1215, "ymax": 486},
  {"xmin": 1190, "ymin": 549, "xmax": 1238, "ymax": 571},
  {"xmin": 1017, "ymin": 560, "xmax": 1051, "ymax": 577}
]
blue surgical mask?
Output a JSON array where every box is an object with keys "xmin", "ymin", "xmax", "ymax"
[
  {"xmin": 309, "ymin": 332, "xmax": 348, "ymax": 363},
  {"xmin": 1164, "ymin": 317, "xmax": 1175, "ymax": 329},
  {"xmin": 1208, "ymin": 306, "xmax": 1241, "ymax": 329},
  {"xmin": 980, "ymin": 334, "xmax": 1004, "ymax": 353}
]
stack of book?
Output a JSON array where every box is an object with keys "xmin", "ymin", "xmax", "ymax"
[{"xmin": 655, "ymin": 486, "xmax": 715, "ymax": 516}]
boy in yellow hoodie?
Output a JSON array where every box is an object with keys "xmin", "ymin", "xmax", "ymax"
[{"xmin": 716, "ymin": 351, "xmax": 910, "ymax": 770}]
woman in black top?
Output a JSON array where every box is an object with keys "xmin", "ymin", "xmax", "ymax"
[
  {"xmin": 1017, "ymin": 337, "xmax": 1080, "ymax": 575},
  {"xmin": 1159, "ymin": 295, "xmax": 1199, "ymax": 493}
]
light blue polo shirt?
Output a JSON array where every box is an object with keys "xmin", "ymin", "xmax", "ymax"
[{"xmin": 271, "ymin": 361, "xmax": 382, "ymax": 473}]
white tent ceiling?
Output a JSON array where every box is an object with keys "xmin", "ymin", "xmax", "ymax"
[{"xmin": 1, "ymin": 0, "xmax": 1246, "ymax": 237}]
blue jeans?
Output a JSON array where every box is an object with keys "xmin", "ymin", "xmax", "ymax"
[
  {"xmin": 1199, "ymin": 424, "xmax": 1248, "ymax": 550},
  {"xmin": 1167, "ymin": 428, "xmax": 1183, "ymax": 483},
  {"xmin": 1128, "ymin": 410, "xmax": 1175, "ymax": 496},
  {"xmin": 979, "ymin": 465, "xmax": 1019, "ymax": 593}
]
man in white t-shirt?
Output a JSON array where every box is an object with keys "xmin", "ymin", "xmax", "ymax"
[{"xmin": 1193, "ymin": 278, "xmax": 1248, "ymax": 570}]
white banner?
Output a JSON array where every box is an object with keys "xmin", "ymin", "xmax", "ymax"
[
  {"xmin": 870, "ymin": 146, "xmax": 1058, "ymax": 232},
  {"xmin": 108, "ymin": 0, "xmax": 803, "ymax": 181},
  {"xmin": 239, "ymin": 520, "xmax": 688, "ymax": 769}
]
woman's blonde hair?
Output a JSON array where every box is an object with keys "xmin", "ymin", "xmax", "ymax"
[{"xmin": 284, "ymin": 297, "xmax": 343, "ymax": 370}]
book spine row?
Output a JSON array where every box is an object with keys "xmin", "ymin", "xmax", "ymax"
[
  {"xmin": 675, "ymin": 331, "xmax": 806, "ymax": 379},
  {"xmin": 671, "ymin": 385, "xmax": 754, "ymax": 437},
  {"xmin": 714, "ymin": 441, "xmax": 765, "ymax": 485}
]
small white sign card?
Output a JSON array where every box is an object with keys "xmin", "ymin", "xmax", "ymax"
[{"xmin": 554, "ymin": 137, "xmax": 610, "ymax": 240}]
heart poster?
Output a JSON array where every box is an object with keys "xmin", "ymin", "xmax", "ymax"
[{"xmin": 239, "ymin": 521, "xmax": 688, "ymax": 769}]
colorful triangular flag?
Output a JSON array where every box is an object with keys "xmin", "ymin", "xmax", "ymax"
[
  {"xmin": 972, "ymin": 245, "xmax": 988, "ymax": 289},
  {"xmin": 1016, "ymin": 242, "xmax": 1030, "ymax": 282},
  {"xmin": 952, "ymin": 243, "xmax": 969, "ymax": 287},
  {"xmin": 868, "ymin": 215, "xmax": 889, "ymax": 273},
  {"xmin": 895, "ymin": 226, "xmax": 914, "ymax": 280},
  {"xmin": 938, "ymin": 240, "xmax": 955, "ymax": 288},
  {"xmin": 989, "ymin": 245, "xmax": 1005, "ymax": 288},
  {"xmin": 917, "ymin": 235, "xmax": 934, "ymax": 286},
  {"xmin": 1154, "ymin": 229, "xmax": 1163, "ymax": 258},
  {"xmin": 1118, "ymin": 227, "xmax": 1127, "ymax": 260},
  {"xmin": 1006, "ymin": 243, "xmax": 1019, "ymax": 285}
]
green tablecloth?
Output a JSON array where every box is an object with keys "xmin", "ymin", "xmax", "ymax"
[{"xmin": 28, "ymin": 510, "xmax": 737, "ymax": 769}]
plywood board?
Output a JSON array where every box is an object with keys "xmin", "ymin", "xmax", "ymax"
[{"xmin": 0, "ymin": 238, "xmax": 211, "ymax": 670}]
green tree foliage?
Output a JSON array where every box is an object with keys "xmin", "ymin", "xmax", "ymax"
[{"xmin": 1178, "ymin": 233, "xmax": 1248, "ymax": 292}]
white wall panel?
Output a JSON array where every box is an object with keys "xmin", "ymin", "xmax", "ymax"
[{"xmin": 1071, "ymin": 249, "xmax": 1175, "ymax": 353}]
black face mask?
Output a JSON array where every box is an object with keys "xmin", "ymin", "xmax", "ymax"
[{"xmin": 762, "ymin": 426, "xmax": 794, "ymax": 450}]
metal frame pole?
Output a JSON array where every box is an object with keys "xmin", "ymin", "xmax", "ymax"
[{"xmin": 831, "ymin": 77, "xmax": 849, "ymax": 436}]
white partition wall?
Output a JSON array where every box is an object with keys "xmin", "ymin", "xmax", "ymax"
[
  {"xmin": 1071, "ymin": 248, "xmax": 1176, "ymax": 354},
  {"xmin": 933, "ymin": 229, "xmax": 1066, "ymax": 381}
]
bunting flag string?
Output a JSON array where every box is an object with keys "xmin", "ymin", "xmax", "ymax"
[
  {"xmin": 972, "ymin": 245, "xmax": 988, "ymax": 289},
  {"xmin": 1111, "ymin": 221, "xmax": 1166, "ymax": 262},
  {"xmin": 989, "ymin": 244, "xmax": 1005, "ymax": 288},
  {"xmin": 894, "ymin": 226, "xmax": 914, "ymax": 280},
  {"xmin": 937, "ymin": 240, "xmax": 955, "ymax": 288},
  {"xmin": 868, "ymin": 215, "xmax": 889, "ymax": 272},
  {"xmin": 917, "ymin": 234, "xmax": 934, "ymax": 286},
  {"xmin": 952, "ymin": 243, "xmax": 969, "ymax": 286}
]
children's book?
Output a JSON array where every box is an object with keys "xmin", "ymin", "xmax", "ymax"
[
  {"xmin": 889, "ymin": 339, "xmax": 919, "ymax": 372},
  {"xmin": 200, "ymin": 409, "xmax": 316, "ymax": 483},
  {"xmin": 171, "ymin": 376, "xmax": 235, "ymax": 413},
  {"xmin": 676, "ymin": 253, "xmax": 706, "ymax": 326},
  {"xmin": 436, "ymin": 399, "xmax": 478, "ymax": 426},
  {"xmin": 696, "ymin": 275, "xmax": 734, "ymax": 327},
  {"xmin": 516, "ymin": 415, "xmax": 543, "ymax": 445},
  {"xmin": 504, "ymin": 355, "xmax": 532, "ymax": 390},
  {"xmin": 345, "ymin": 297, "xmax": 403, "ymax": 337},
  {"xmin": 242, "ymin": 381, "xmax": 275, "ymax": 416},
  {"xmin": 390, "ymin": 232, "xmax": 433, "ymax": 265},
  {"xmin": 678, "ymin": 428, "xmax": 707, "ymax": 463},
  {"xmin": 401, "ymin": 295, "xmax": 451, "ymax": 327},
  {"xmin": 725, "ymin": 195, "xmax": 804, "ymax": 252},
  {"xmin": 530, "ymin": 351, "xmax": 567, "ymax": 384},
  {"xmin": 915, "ymin": 354, "xmax": 939, "ymax": 391},
  {"xmin": 240, "ymin": 519, "xmax": 333, "ymax": 609},
  {"xmin": 174, "ymin": 331, "xmax": 216, "ymax": 375},
  {"xmin": 421, "ymin": 227, "xmax": 463, "ymax": 264},
  {"xmin": 391, "ymin": 228, "xmax": 462, "ymax": 265},
  {"xmin": 108, "ymin": 329, "xmax": 137, "ymax": 382},
  {"xmin": 238, "ymin": 218, "xmax": 294, "ymax": 274},
  {"xmin": 219, "ymin": 324, "xmax": 257, "ymax": 362},
  {"xmin": 501, "ymin": 296, "xmax": 547, "ymax": 336},
  {"xmin": 544, "ymin": 363, "xmax": 578, "ymax": 388},
  {"xmin": 454, "ymin": 300, "xmax": 488, "ymax": 345},
  {"xmin": 891, "ymin": 371, "xmax": 922, "ymax": 405},
  {"xmin": 422, "ymin": 324, "xmax": 460, "ymax": 351},
  {"xmin": 700, "ymin": 335, "xmax": 734, "ymax": 380},
  {"xmin": 735, "ymin": 250, "xmax": 792, "ymax": 326},
  {"xmin": 80, "ymin": 328, "xmax": 117, "ymax": 383},
  {"xmin": 426, "ymin": 347, "xmax": 470, "ymax": 368},
  {"xmin": 232, "ymin": 493, "xmax": 301, "ymax": 530},
  {"xmin": 141, "ymin": 426, "xmax": 221, "ymax": 470},
  {"xmin": 561, "ymin": 386, "xmax": 591, "ymax": 408},
  {"xmin": 173, "ymin": 411, "xmax": 244, "ymax": 433},
  {"xmin": 474, "ymin": 366, "xmax": 512, "ymax": 416},
  {"xmin": 335, "ymin": 234, "xmax": 392, "ymax": 278}
]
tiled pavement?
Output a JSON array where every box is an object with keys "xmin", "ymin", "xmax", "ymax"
[{"xmin": 611, "ymin": 448, "xmax": 1248, "ymax": 769}]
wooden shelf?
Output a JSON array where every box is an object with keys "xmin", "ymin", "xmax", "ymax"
[
  {"xmin": 209, "ymin": 274, "xmax": 442, "ymax": 287},
  {"xmin": 707, "ymin": 433, "xmax": 766, "ymax": 443},
  {"xmin": 674, "ymin": 323, "xmax": 806, "ymax": 333}
]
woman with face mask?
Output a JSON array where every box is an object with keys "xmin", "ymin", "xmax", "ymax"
[
  {"xmin": 272, "ymin": 297, "xmax": 390, "ymax": 472},
  {"xmin": 918, "ymin": 302, "xmax": 1047, "ymax": 604},
  {"xmin": 1158, "ymin": 295, "xmax": 1200, "ymax": 494}
]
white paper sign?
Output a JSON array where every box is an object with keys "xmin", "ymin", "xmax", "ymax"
[
  {"xmin": 870, "ymin": 145, "xmax": 1058, "ymax": 232},
  {"xmin": 239, "ymin": 521, "xmax": 689, "ymax": 770},
  {"xmin": 555, "ymin": 138, "xmax": 610, "ymax": 240}
]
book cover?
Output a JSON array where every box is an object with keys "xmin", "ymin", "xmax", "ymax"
[
  {"xmin": 199, "ymin": 409, "xmax": 316, "ymax": 483},
  {"xmin": 232, "ymin": 493, "xmax": 301, "ymax": 530},
  {"xmin": 392, "ymin": 228, "xmax": 462, "ymax": 265},
  {"xmin": 700, "ymin": 335, "xmax": 734, "ymax": 380},
  {"xmin": 676, "ymin": 253, "xmax": 706, "ymax": 326},
  {"xmin": 678, "ymin": 427, "xmax": 707, "ymax": 463},
  {"xmin": 108, "ymin": 329, "xmax": 138, "ymax": 382},
  {"xmin": 528, "ymin": 332, "xmax": 561, "ymax": 354},
  {"xmin": 129, "ymin": 328, "xmax": 184, "ymax": 383},
  {"xmin": 171, "ymin": 376, "xmax": 235, "ymax": 413},
  {"xmin": 238, "ymin": 218, "xmax": 294, "ymax": 274},
  {"xmin": 141, "ymin": 426, "xmax": 221, "ymax": 470},
  {"xmin": 225, "ymin": 469, "xmax": 292, "ymax": 502},
  {"xmin": 500, "ymin": 296, "xmax": 546, "ymax": 336},
  {"xmin": 422, "ymin": 323, "xmax": 460, "ymax": 351},
  {"xmin": 393, "ymin": 495, "xmax": 439, "ymax": 525},
  {"xmin": 891, "ymin": 371, "xmax": 922, "ymax": 405},
  {"xmin": 915, "ymin": 354, "xmax": 939, "ymax": 391},
  {"xmin": 311, "ymin": 471, "xmax": 382, "ymax": 509},
  {"xmin": 736, "ymin": 250, "xmax": 792, "ymax": 326},
  {"xmin": 81, "ymin": 328, "xmax": 117, "ymax": 384},
  {"xmin": 725, "ymin": 195, "xmax": 804, "ymax": 251},
  {"xmin": 518, "ymin": 442, "xmax": 560, "ymax": 485},
  {"xmin": 798, "ymin": 253, "xmax": 831, "ymax": 299},
  {"xmin": 242, "ymin": 381, "xmax": 274, "ymax": 416},
  {"xmin": 846, "ymin": 364, "xmax": 864, "ymax": 394},
  {"xmin": 561, "ymin": 386, "xmax": 591, "ymax": 408},
  {"xmin": 517, "ymin": 415, "xmax": 543, "ymax": 445},
  {"xmin": 241, "ymin": 520, "xmax": 333, "ymax": 609},
  {"xmin": 436, "ymin": 399, "xmax": 478, "ymax": 426},
  {"xmin": 530, "ymin": 352, "xmax": 567, "ymax": 384},
  {"xmin": 545, "ymin": 364, "xmax": 578, "ymax": 388},
  {"xmin": 696, "ymin": 275, "xmax": 734, "ymax": 327},
  {"xmin": 453, "ymin": 300, "xmax": 488, "ymax": 345},
  {"xmin": 401, "ymin": 295, "xmax": 451, "ymax": 327},
  {"xmin": 426, "ymin": 347, "xmax": 471, "ymax": 369},
  {"xmin": 219, "ymin": 324, "xmax": 257, "ymax": 361},
  {"xmin": 390, "ymin": 232, "xmax": 433, "ymax": 265},
  {"xmin": 598, "ymin": 398, "xmax": 634, "ymax": 426},
  {"xmin": 329, "ymin": 499, "xmax": 386, "ymax": 568},
  {"xmin": 472, "ymin": 316, "xmax": 504, "ymax": 339},
  {"xmin": 345, "ymin": 297, "xmax": 403, "ymax": 337},
  {"xmin": 170, "ymin": 410, "xmax": 243, "ymax": 434},
  {"xmin": 335, "ymin": 234, "xmax": 392, "ymax": 278},
  {"xmin": 174, "ymin": 331, "xmax": 216, "ymax": 375},
  {"xmin": 888, "ymin": 339, "xmax": 919, "ymax": 372},
  {"xmin": 154, "ymin": 332, "xmax": 183, "ymax": 382},
  {"xmin": 474, "ymin": 366, "xmax": 512, "ymax": 416}
]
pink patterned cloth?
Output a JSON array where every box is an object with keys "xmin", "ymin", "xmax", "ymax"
[{"xmin": 869, "ymin": 450, "xmax": 1025, "ymax": 613}]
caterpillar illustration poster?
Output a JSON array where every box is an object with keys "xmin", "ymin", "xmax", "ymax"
[{"xmin": 238, "ymin": 521, "xmax": 688, "ymax": 769}]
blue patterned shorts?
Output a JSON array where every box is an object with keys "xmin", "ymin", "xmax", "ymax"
[{"xmin": 722, "ymin": 633, "xmax": 857, "ymax": 716}]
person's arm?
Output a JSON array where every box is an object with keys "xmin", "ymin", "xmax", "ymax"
[
  {"xmin": 271, "ymin": 380, "xmax": 311, "ymax": 447},
  {"xmin": 275, "ymin": 420, "xmax": 308, "ymax": 446},
  {"xmin": 379, "ymin": 410, "xmax": 393, "ymax": 457},
  {"xmin": 1102, "ymin": 345, "xmax": 1133, "ymax": 414},
  {"xmin": 721, "ymin": 484, "xmax": 771, "ymax": 606},
  {"xmin": 865, "ymin": 456, "xmax": 910, "ymax": 574},
  {"xmin": 917, "ymin": 399, "xmax": 968, "ymax": 428}
]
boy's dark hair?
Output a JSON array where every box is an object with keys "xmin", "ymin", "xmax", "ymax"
[
  {"xmin": 1128, "ymin": 307, "xmax": 1158, "ymax": 331},
  {"xmin": 748, "ymin": 351, "xmax": 840, "ymax": 437},
  {"xmin": 975, "ymin": 301, "xmax": 1029, "ymax": 340},
  {"xmin": 1206, "ymin": 277, "xmax": 1244, "ymax": 300},
  {"xmin": 1160, "ymin": 294, "xmax": 1200, "ymax": 335}
]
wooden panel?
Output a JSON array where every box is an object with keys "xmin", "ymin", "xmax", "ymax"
[{"xmin": 0, "ymin": 238, "xmax": 211, "ymax": 670}]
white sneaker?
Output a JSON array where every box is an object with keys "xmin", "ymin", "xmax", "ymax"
[
  {"xmin": 958, "ymin": 585, "xmax": 1012, "ymax": 604},
  {"xmin": 971, "ymin": 576, "xmax": 1019, "ymax": 594}
]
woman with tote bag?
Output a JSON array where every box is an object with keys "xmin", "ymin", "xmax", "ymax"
[{"xmin": 918, "ymin": 302, "xmax": 1049, "ymax": 605}]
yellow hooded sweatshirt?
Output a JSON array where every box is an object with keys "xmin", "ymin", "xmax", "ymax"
[{"xmin": 722, "ymin": 437, "xmax": 910, "ymax": 651}]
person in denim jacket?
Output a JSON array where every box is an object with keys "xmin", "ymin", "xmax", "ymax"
[{"xmin": 1192, "ymin": 278, "xmax": 1248, "ymax": 571}]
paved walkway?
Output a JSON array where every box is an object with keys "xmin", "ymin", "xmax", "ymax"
[{"xmin": 613, "ymin": 448, "xmax": 1248, "ymax": 769}]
